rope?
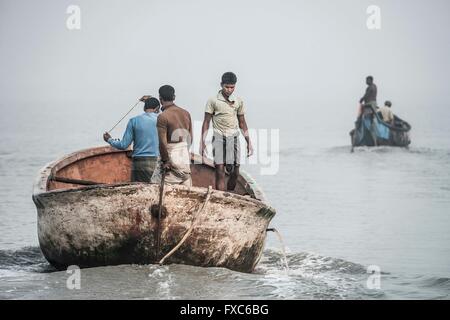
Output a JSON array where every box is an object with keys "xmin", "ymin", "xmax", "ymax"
[
  {"xmin": 159, "ymin": 186, "xmax": 213, "ymax": 265},
  {"xmin": 108, "ymin": 100, "xmax": 141, "ymax": 133}
]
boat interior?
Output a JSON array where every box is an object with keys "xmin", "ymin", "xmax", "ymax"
[{"xmin": 45, "ymin": 147, "xmax": 251, "ymax": 197}]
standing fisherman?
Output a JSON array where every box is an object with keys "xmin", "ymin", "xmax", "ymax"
[
  {"xmin": 103, "ymin": 96, "xmax": 160, "ymax": 182},
  {"xmin": 359, "ymin": 75, "xmax": 378, "ymax": 111},
  {"xmin": 200, "ymin": 72, "xmax": 253, "ymax": 191},
  {"xmin": 353, "ymin": 76, "xmax": 379, "ymax": 148},
  {"xmin": 156, "ymin": 85, "xmax": 193, "ymax": 186}
]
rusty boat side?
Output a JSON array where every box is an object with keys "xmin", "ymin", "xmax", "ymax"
[{"xmin": 32, "ymin": 146, "xmax": 276, "ymax": 273}]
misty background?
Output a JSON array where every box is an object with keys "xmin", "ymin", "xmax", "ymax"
[
  {"xmin": 1, "ymin": 0, "xmax": 450, "ymax": 286},
  {"xmin": 1, "ymin": 0, "xmax": 449, "ymax": 145}
]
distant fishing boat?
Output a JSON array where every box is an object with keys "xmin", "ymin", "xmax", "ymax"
[
  {"xmin": 350, "ymin": 106, "xmax": 411, "ymax": 148},
  {"xmin": 32, "ymin": 146, "xmax": 276, "ymax": 273}
]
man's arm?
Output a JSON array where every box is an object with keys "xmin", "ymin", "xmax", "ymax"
[
  {"xmin": 200, "ymin": 112, "xmax": 212, "ymax": 156},
  {"xmin": 139, "ymin": 95, "xmax": 152, "ymax": 101},
  {"xmin": 188, "ymin": 114, "xmax": 193, "ymax": 149},
  {"xmin": 238, "ymin": 114, "xmax": 253, "ymax": 157},
  {"xmin": 360, "ymin": 87, "xmax": 369, "ymax": 104},
  {"xmin": 157, "ymin": 117, "xmax": 170, "ymax": 164},
  {"xmin": 106, "ymin": 119, "xmax": 134, "ymax": 150}
]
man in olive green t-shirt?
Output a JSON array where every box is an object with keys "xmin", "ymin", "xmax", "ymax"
[{"xmin": 200, "ymin": 72, "xmax": 253, "ymax": 191}]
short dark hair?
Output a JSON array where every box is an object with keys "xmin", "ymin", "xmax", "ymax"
[
  {"xmin": 159, "ymin": 85, "xmax": 175, "ymax": 101},
  {"xmin": 144, "ymin": 97, "xmax": 160, "ymax": 110},
  {"xmin": 367, "ymin": 76, "xmax": 374, "ymax": 82},
  {"xmin": 385, "ymin": 100, "xmax": 392, "ymax": 107},
  {"xmin": 221, "ymin": 72, "xmax": 237, "ymax": 85}
]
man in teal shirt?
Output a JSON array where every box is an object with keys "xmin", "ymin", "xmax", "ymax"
[{"xmin": 103, "ymin": 97, "xmax": 160, "ymax": 182}]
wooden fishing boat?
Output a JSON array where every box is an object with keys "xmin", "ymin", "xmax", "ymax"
[
  {"xmin": 350, "ymin": 105, "xmax": 411, "ymax": 148},
  {"xmin": 32, "ymin": 146, "xmax": 276, "ymax": 273}
]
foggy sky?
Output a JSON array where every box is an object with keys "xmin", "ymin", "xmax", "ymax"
[{"xmin": 1, "ymin": 0, "xmax": 449, "ymax": 132}]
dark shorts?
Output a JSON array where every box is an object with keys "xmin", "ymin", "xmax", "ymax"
[
  {"xmin": 363, "ymin": 101, "xmax": 378, "ymax": 112},
  {"xmin": 212, "ymin": 133, "xmax": 241, "ymax": 166},
  {"xmin": 132, "ymin": 157, "xmax": 158, "ymax": 182}
]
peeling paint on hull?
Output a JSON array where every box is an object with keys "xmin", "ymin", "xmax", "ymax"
[{"xmin": 32, "ymin": 147, "xmax": 276, "ymax": 273}]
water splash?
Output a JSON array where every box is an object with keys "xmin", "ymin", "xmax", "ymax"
[
  {"xmin": 0, "ymin": 247, "xmax": 448, "ymax": 299},
  {"xmin": 266, "ymin": 228, "xmax": 289, "ymax": 272}
]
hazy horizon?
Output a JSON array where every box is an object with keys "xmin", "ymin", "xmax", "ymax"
[
  {"xmin": 1, "ymin": 1, "xmax": 450, "ymax": 300},
  {"xmin": 1, "ymin": 1, "xmax": 449, "ymax": 115}
]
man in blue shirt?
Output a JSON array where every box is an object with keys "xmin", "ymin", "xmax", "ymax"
[{"xmin": 103, "ymin": 97, "xmax": 160, "ymax": 182}]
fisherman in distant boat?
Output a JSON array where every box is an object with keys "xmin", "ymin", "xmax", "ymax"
[
  {"xmin": 378, "ymin": 100, "xmax": 394, "ymax": 124},
  {"xmin": 357, "ymin": 76, "xmax": 378, "ymax": 123},
  {"xmin": 103, "ymin": 96, "xmax": 160, "ymax": 182},
  {"xmin": 351, "ymin": 80, "xmax": 412, "ymax": 148},
  {"xmin": 200, "ymin": 72, "xmax": 253, "ymax": 191},
  {"xmin": 351, "ymin": 76, "xmax": 379, "ymax": 147},
  {"xmin": 156, "ymin": 85, "xmax": 193, "ymax": 186},
  {"xmin": 359, "ymin": 75, "xmax": 378, "ymax": 112}
]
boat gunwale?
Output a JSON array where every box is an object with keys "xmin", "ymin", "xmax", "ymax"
[
  {"xmin": 32, "ymin": 146, "xmax": 272, "ymax": 210},
  {"xmin": 36, "ymin": 182, "xmax": 274, "ymax": 212},
  {"xmin": 365, "ymin": 105, "xmax": 412, "ymax": 132}
]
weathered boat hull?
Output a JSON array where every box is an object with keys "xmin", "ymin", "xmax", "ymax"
[
  {"xmin": 350, "ymin": 107, "xmax": 411, "ymax": 148},
  {"xmin": 32, "ymin": 147, "xmax": 275, "ymax": 273}
]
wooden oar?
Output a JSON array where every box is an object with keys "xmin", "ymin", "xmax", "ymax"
[
  {"xmin": 351, "ymin": 131, "xmax": 356, "ymax": 153},
  {"xmin": 52, "ymin": 176, "xmax": 103, "ymax": 185},
  {"xmin": 351, "ymin": 104, "xmax": 363, "ymax": 153},
  {"xmin": 152, "ymin": 168, "xmax": 166, "ymax": 261}
]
